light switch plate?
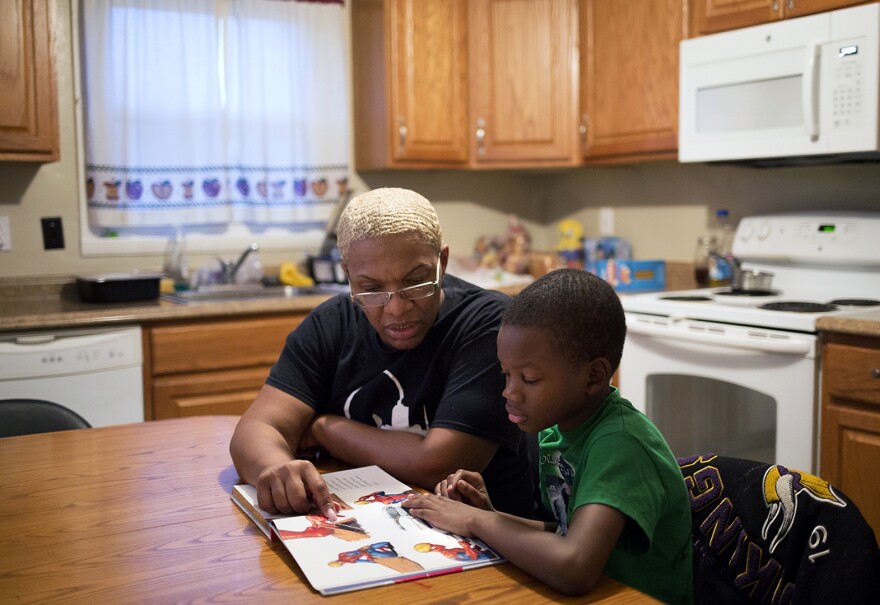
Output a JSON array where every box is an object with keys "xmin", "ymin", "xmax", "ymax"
[
  {"xmin": 599, "ymin": 207, "xmax": 615, "ymax": 236},
  {"xmin": 0, "ymin": 216, "xmax": 11, "ymax": 252}
]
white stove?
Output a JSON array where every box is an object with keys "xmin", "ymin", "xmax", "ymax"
[
  {"xmin": 618, "ymin": 212, "xmax": 880, "ymax": 473},
  {"xmin": 622, "ymin": 212, "xmax": 880, "ymax": 333}
]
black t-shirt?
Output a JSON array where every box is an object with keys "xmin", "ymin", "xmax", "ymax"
[{"xmin": 266, "ymin": 273, "xmax": 535, "ymax": 516}]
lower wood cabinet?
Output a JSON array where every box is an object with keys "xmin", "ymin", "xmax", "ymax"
[
  {"xmin": 144, "ymin": 314, "xmax": 305, "ymax": 419},
  {"xmin": 820, "ymin": 333, "xmax": 880, "ymax": 541}
]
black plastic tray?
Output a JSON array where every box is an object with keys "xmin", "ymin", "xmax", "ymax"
[{"xmin": 76, "ymin": 273, "xmax": 162, "ymax": 303}]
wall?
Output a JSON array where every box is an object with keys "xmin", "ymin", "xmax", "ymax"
[{"xmin": 1, "ymin": 1, "xmax": 878, "ymax": 279}]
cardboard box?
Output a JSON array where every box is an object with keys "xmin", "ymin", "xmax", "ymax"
[
  {"xmin": 584, "ymin": 237, "xmax": 632, "ymax": 275},
  {"xmin": 593, "ymin": 259, "xmax": 666, "ymax": 292}
]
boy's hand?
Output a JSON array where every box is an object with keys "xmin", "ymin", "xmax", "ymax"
[
  {"xmin": 402, "ymin": 493, "xmax": 482, "ymax": 537},
  {"xmin": 435, "ymin": 469, "xmax": 495, "ymax": 512}
]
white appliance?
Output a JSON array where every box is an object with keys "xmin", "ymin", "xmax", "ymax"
[
  {"xmin": 619, "ymin": 212, "xmax": 880, "ymax": 474},
  {"xmin": 0, "ymin": 325, "xmax": 144, "ymax": 427},
  {"xmin": 679, "ymin": 3, "xmax": 880, "ymax": 163}
]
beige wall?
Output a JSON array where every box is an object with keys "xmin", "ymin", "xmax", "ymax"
[{"xmin": 1, "ymin": 1, "xmax": 878, "ymax": 279}]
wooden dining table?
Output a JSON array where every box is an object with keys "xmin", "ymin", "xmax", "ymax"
[{"xmin": 0, "ymin": 416, "xmax": 657, "ymax": 604}]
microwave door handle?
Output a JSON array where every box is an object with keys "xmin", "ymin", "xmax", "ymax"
[
  {"xmin": 627, "ymin": 320, "xmax": 812, "ymax": 355},
  {"xmin": 802, "ymin": 42, "xmax": 820, "ymax": 141}
]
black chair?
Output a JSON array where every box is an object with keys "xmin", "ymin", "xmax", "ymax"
[
  {"xmin": 679, "ymin": 453, "xmax": 880, "ymax": 605},
  {"xmin": 0, "ymin": 399, "xmax": 92, "ymax": 438}
]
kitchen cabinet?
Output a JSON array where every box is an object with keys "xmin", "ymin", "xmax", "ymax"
[
  {"xmin": 579, "ymin": 0, "xmax": 684, "ymax": 162},
  {"xmin": 351, "ymin": 0, "xmax": 579, "ymax": 170},
  {"xmin": 0, "ymin": 0, "xmax": 59, "ymax": 162},
  {"xmin": 144, "ymin": 314, "xmax": 305, "ymax": 419},
  {"xmin": 467, "ymin": 0, "xmax": 579, "ymax": 167},
  {"xmin": 820, "ymin": 333, "xmax": 880, "ymax": 541},
  {"xmin": 352, "ymin": 0, "xmax": 469, "ymax": 169},
  {"xmin": 689, "ymin": 0, "xmax": 867, "ymax": 36}
]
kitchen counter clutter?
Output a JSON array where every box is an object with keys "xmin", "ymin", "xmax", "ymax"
[
  {"xmin": 4, "ymin": 271, "xmax": 880, "ymax": 337},
  {"xmin": 0, "ymin": 275, "xmax": 334, "ymax": 332}
]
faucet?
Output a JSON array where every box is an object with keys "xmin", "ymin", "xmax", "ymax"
[{"xmin": 218, "ymin": 243, "xmax": 260, "ymax": 284}]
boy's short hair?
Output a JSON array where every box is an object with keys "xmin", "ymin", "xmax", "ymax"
[
  {"xmin": 335, "ymin": 187, "xmax": 443, "ymax": 261},
  {"xmin": 502, "ymin": 268, "xmax": 627, "ymax": 371}
]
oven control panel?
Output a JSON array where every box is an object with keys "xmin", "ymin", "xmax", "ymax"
[{"xmin": 733, "ymin": 212, "xmax": 880, "ymax": 266}]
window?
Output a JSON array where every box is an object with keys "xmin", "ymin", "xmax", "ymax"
[{"xmin": 77, "ymin": 0, "xmax": 349, "ymax": 255}]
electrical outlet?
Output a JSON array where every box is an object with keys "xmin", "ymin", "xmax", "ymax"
[
  {"xmin": 41, "ymin": 216, "xmax": 65, "ymax": 250},
  {"xmin": 0, "ymin": 216, "xmax": 10, "ymax": 251}
]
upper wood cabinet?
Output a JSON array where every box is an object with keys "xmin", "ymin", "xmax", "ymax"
[
  {"xmin": 580, "ymin": 0, "xmax": 684, "ymax": 162},
  {"xmin": 0, "ymin": 0, "xmax": 59, "ymax": 162},
  {"xmin": 351, "ymin": 0, "xmax": 580, "ymax": 170},
  {"xmin": 353, "ymin": 0, "xmax": 469, "ymax": 169},
  {"xmin": 690, "ymin": 0, "xmax": 867, "ymax": 36},
  {"xmin": 467, "ymin": 0, "xmax": 579, "ymax": 168}
]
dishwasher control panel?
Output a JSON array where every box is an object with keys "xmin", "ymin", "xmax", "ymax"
[{"xmin": 0, "ymin": 326, "xmax": 142, "ymax": 381}]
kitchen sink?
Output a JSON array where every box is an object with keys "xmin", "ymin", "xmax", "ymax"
[{"xmin": 162, "ymin": 284, "xmax": 344, "ymax": 304}]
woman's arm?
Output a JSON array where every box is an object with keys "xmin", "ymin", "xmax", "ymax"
[
  {"xmin": 309, "ymin": 416, "xmax": 498, "ymax": 492},
  {"xmin": 229, "ymin": 384, "xmax": 337, "ymax": 518}
]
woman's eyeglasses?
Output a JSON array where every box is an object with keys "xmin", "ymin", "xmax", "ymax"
[{"xmin": 350, "ymin": 256, "xmax": 442, "ymax": 308}]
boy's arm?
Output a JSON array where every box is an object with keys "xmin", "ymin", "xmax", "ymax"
[{"xmin": 403, "ymin": 495, "xmax": 625, "ymax": 596}]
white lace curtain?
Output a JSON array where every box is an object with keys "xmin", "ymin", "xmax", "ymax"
[{"xmin": 81, "ymin": 0, "xmax": 348, "ymax": 230}]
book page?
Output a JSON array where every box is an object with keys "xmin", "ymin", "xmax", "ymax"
[{"xmin": 266, "ymin": 465, "xmax": 503, "ymax": 595}]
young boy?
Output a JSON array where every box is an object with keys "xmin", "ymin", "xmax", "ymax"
[{"xmin": 403, "ymin": 268, "xmax": 693, "ymax": 603}]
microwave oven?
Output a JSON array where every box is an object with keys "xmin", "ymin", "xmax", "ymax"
[{"xmin": 679, "ymin": 3, "xmax": 879, "ymax": 164}]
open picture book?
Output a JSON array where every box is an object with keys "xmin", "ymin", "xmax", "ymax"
[{"xmin": 231, "ymin": 465, "xmax": 504, "ymax": 596}]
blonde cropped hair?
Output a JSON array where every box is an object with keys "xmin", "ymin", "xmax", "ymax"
[{"xmin": 335, "ymin": 188, "xmax": 443, "ymax": 261}]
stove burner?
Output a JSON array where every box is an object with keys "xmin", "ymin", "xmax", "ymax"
[
  {"xmin": 827, "ymin": 298, "xmax": 880, "ymax": 307},
  {"xmin": 760, "ymin": 301, "xmax": 839, "ymax": 313},
  {"xmin": 661, "ymin": 295, "xmax": 713, "ymax": 302},
  {"xmin": 715, "ymin": 289, "xmax": 778, "ymax": 298}
]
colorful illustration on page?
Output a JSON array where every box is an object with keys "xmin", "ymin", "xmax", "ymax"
[{"xmin": 327, "ymin": 541, "xmax": 423, "ymax": 573}]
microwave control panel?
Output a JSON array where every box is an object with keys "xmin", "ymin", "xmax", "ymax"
[{"xmin": 830, "ymin": 44, "xmax": 863, "ymax": 131}]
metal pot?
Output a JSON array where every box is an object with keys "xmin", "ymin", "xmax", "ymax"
[{"xmin": 732, "ymin": 268, "xmax": 774, "ymax": 292}]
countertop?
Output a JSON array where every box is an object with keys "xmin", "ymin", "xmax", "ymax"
[
  {"xmin": 0, "ymin": 275, "xmax": 528, "ymax": 332},
  {"xmin": 4, "ymin": 273, "xmax": 879, "ymax": 338},
  {"xmin": 0, "ymin": 276, "xmax": 334, "ymax": 332},
  {"xmin": 817, "ymin": 308, "xmax": 880, "ymax": 339}
]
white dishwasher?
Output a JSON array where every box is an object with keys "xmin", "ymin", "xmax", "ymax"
[{"xmin": 0, "ymin": 325, "xmax": 144, "ymax": 427}]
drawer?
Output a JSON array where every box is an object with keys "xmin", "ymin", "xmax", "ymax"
[
  {"xmin": 824, "ymin": 342, "xmax": 880, "ymax": 408},
  {"xmin": 147, "ymin": 314, "xmax": 305, "ymax": 375}
]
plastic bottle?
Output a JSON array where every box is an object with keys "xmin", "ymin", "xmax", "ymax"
[
  {"xmin": 163, "ymin": 227, "xmax": 189, "ymax": 291},
  {"xmin": 693, "ymin": 235, "xmax": 715, "ymax": 288},
  {"xmin": 709, "ymin": 209, "xmax": 734, "ymax": 286}
]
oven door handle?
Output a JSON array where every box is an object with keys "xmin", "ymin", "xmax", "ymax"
[{"xmin": 627, "ymin": 321, "xmax": 813, "ymax": 355}]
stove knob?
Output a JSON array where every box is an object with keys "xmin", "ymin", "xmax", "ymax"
[
  {"xmin": 757, "ymin": 221, "xmax": 772, "ymax": 240},
  {"xmin": 739, "ymin": 222, "xmax": 755, "ymax": 241}
]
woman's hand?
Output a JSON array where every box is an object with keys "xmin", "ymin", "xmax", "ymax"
[
  {"xmin": 255, "ymin": 458, "xmax": 339, "ymax": 520},
  {"xmin": 435, "ymin": 469, "xmax": 495, "ymax": 511}
]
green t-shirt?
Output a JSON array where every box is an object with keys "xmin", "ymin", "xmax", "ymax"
[{"xmin": 539, "ymin": 387, "xmax": 693, "ymax": 605}]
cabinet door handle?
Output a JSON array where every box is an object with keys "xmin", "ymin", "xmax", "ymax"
[
  {"xmin": 872, "ymin": 368, "xmax": 880, "ymax": 379},
  {"xmin": 580, "ymin": 113, "xmax": 589, "ymax": 150},
  {"xmin": 475, "ymin": 118, "xmax": 486, "ymax": 156},
  {"xmin": 772, "ymin": 1, "xmax": 779, "ymax": 12},
  {"xmin": 398, "ymin": 116, "xmax": 407, "ymax": 154},
  {"xmin": 787, "ymin": 0, "xmax": 794, "ymax": 11}
]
